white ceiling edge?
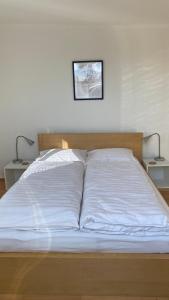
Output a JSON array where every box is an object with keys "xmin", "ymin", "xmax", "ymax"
[{"xmin": 1, "ymin": 0, "xmax": 169, "ymax": 26}]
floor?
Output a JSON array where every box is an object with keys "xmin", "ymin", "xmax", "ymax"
[{"xmin": 0, "ymin": 178, "xmax": 5, "ymax": 198}]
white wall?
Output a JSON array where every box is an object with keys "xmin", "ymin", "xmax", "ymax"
[{"xmin": 0, "ymin": 25, "xmax": 169, "ymax": 176}]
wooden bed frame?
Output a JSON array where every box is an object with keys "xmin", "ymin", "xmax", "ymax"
[{"xmin": 1, "ymin": 132, "xmax": 169, "ymax": 300}]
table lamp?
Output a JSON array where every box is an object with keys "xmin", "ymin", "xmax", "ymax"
[
  {"xmin": 143, "ymin": 132, "xmax": 165, "ymax": 161},
  {"xmin": 13, "ymin": 135, "xmax": 34, "ymax": 163}
]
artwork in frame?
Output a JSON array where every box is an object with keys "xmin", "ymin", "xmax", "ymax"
[{"xmin": 72, "ymin": 60, "xmax": 104, "ymax": 100}]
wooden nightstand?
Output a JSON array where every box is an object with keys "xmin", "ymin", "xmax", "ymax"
[
  {"xmin": 4, "ymin": 161, "xmax": 32, "ymax": 190},
  {"xmin": 143, "ymin": 159, "xmax": 169, "ymax": 205},
  {"xmin": 0, "ymin": 179, "xmax": 5, "ymax": 197}
]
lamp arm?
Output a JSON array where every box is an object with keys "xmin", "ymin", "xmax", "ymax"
[
  {"xmin": 149, "ymin": 133, "xmax": 161, "ymax": 158},
  {"xmin": 15, "ymin": 136, "xmax": 24, "ymax": 161},
  {"xmin": 14, "ymin": 135, "xmax": 34, "ymax": 163},
  {"xmin": 17, "ymin": 135, "xmax": 28, "ymax": 141},
  {"xmin": 15, "ymin": 136, "xmax": 32, "ymax": 162},
  {"xmin": 158, "ymin": 133, "xmax": 161, "ymax": 158},
  {"xmin": 143, "ymin": 132, "xmax": 164, "ymax": 161},
  {"xmin": 152, "ymin": 133, "xmax": 161, "ymax": 158},
  {"xmin": 15, "ymin": 136, "xmax": 20, "ymax": 161}
]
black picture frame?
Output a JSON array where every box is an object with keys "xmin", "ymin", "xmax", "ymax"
[{"xmin": 72, "ymin": 60, "xmax": 104, "ymax": 100}]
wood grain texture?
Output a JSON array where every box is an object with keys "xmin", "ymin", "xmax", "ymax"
[
  {"xmin": 0, "ymin": 296, "xmax": 159, "ymax": 300},
  {"xmin": 0, "ymin": 296, "xmax": 81, "ymax": 300},
  {"xmin": 0, "ymin": 178, "xmax": 5, "ymax": 198},
  {"xmin": 0, "ymin": 253, "xmax": 169, "ymax": 298},
  {"xmin": 159, "ymin": 189, "xmax": 169, "ymax": 206},
  {"xmin": 38, "ymin": 132, "xmax": 143, "ymax": 162},
  {"xmin": 83, "ymin": 298, "xmax": 157, "ymax": 300}
]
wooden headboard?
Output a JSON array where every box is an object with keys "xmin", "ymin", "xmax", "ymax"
[{"xmin": 38, "ymin": 132, "xmax": 143, "ymax": 162}]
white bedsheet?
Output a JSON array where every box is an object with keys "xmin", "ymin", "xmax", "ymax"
[
  {"xmin": 80, "ymin": 159, "xmax": 169, "ymax": 236},
  {"xmin": 0, "ymin": 229, "xmax": 169, "ymax": 253},
  {"xmin": 0, "ymin": 158, "xmax": 169, "ymax": 253},
  {"xmin": 0, "ymin": 161, "xmax": 84, "ymax": 231}
]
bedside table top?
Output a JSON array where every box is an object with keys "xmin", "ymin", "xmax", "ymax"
[
  {"xmin": 4, "ymin": 161, "xmax": 33, "ymax": 170},
  {"xmin": 143, "ymin": 158, "xmax": 169, "ymax": 167}
]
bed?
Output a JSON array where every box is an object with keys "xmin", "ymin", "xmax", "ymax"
[{"xmin": 0, "ymin": 132, "xmax": 169, "ymax": 299}]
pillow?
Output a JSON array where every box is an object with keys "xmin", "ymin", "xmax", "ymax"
[
  {"xmin": 87, "ymin": 148, "xmax": 134, "ymax": 162},
  {"xmin": 37, "ymin": 148, "xmax": 87, "ymax": 163}
]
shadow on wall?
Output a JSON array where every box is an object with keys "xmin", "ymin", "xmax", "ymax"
[{"xmin": 120, "ymin": 46, "xmax": 169, "ymax": 160}]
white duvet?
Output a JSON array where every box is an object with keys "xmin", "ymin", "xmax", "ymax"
[
  {"xmin": 0, "ymin": 161, "xmax": 84, "ymax": 231},
  {"xmin": 80, "ymin": 159, "xmax": 169, "ymax": 236}
]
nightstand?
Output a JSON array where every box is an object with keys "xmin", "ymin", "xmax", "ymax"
[
  {"xmin": 4, "ymin": 161, "xmax": 32, "ymax": 190},
  {"xmin": 143, "ymin": 159, "xmax": 169, "ymax": 205}
]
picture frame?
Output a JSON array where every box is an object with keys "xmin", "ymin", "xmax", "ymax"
[{"xmin": 72, "ymin": 60, "xmax": 104, "ymax": 100}]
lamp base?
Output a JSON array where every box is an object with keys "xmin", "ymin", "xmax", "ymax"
[
  {"xmin": 154, "ymin": 156, "xmax": 165, "ymax": 161},
  {"xmin": 13, "ymin": 159, "xmax": 23, "ymax": 164}
]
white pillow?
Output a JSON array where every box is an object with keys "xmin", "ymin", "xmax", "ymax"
[
  {"xmin": 87, "ymin": 148, "xmax": 134, "ymax": 162},
  {"xmin": 37, "ymin": 148, "xmax": 87, "ymax": 163}
]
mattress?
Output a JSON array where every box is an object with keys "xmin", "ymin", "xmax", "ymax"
[
  {"xmin": 0, "ymin": 155, "xmax": 169, "ymax": 253},
  {"xmin": 0, "ymin": 160, "xmax": 84, "ymax": 231},
  {"xmin": 0, "ymin": 229, "xmax": 169, "ymax": 253},
  {"xmin": 81, "ymin": 159, "xmax": 169, "ymax": 236}
]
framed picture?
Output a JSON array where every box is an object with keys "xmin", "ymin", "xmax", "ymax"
[{"xmin": 72, "ymin": 60, "xmax": 104, "ymax": 100}]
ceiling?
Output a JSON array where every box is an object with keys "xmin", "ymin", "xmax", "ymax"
[{"xmin": 0, "ymin": 0, "xmax": 169, "ymax": 25}]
